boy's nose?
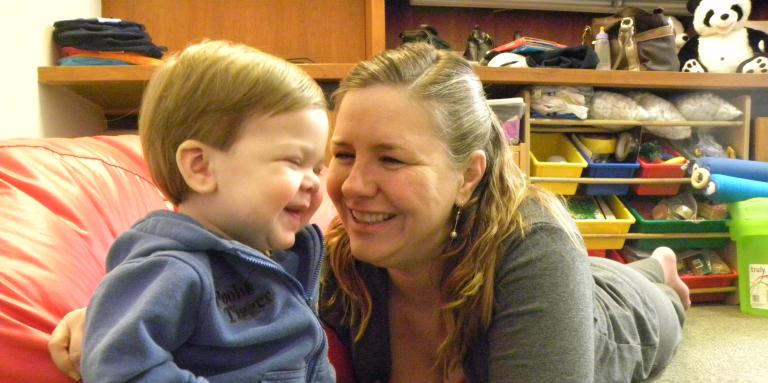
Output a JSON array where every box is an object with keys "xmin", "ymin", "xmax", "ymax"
[{"xmin": 302, "ymin": 170, "xmax": 321, "ymax": 192}]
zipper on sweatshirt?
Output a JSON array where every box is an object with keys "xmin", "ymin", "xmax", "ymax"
[
  {"xmin": 304, "ymin": 230, "xmax": 328, "ymax": 382},
  {"xmin": 231, "ymin": 245, "xmax": 328, "ymax": 382},
  {"xmin": 304, "ymin": 227, "xmax": 326, "ymax": 309},
  {"xmin": 305, "ymin": 317, "xmax": 327, "ymax": 382}
]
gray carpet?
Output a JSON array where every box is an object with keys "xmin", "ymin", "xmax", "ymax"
[{"xmin": 650, "ymin": 304, "xmax": 767, "ymax": 383}]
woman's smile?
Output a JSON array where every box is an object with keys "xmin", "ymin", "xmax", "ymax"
[{"xmin": 350, "ymin": 209, "xmax": 396, "ymax": 224}]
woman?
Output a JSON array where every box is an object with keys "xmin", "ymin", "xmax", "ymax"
[
  {"xmin": 319, "ymin": 43, "xmax": 688, "ymax": 383},
  {"xmin": 50, "ymin": 43, "xmax": 689, "ymax": 382}
]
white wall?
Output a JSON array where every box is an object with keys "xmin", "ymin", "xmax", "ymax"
[{"xmin": 1, "ymin": 1, "xmax": 104, "ymax": 139}]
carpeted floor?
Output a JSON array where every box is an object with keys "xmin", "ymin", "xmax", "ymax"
[{"xmin": 649, "ymin": 304, "xmax": 767, "ymax": 383}]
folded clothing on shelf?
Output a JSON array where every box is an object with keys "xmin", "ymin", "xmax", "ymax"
[{"xmin": 53, "ymin": 18, "xmax": 166, "ymax": 60}]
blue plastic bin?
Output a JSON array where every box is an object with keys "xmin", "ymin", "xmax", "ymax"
[{"xmin": 571, "ymin": 135, "xmax": 639, "ymax": 195}]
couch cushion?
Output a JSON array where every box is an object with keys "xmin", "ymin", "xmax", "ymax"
[{"xmin": 0, "ymin": 135, "xmax": 169, "ymax": 382}]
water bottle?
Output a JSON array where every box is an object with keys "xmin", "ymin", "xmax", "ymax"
[{"xmin": 595, "ymin": 26, "xmax": 611, "ymax": 70}]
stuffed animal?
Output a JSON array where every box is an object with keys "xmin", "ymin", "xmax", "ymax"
[
  {"xmin": 679, "ymin": 0, "xmax": 768, "ymax": 73},
  {"xmin": 669, "ymin": 16, "xmax": 689, "ymax": 53}
]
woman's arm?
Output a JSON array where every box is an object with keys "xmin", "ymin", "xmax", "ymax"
[
  {"xmin": 48, "ymin": 307, "xmax": 87, "ymax": 381},
  {"xmin": 488, "ymin": 223, "xmax": 595, "ymax": 382}
]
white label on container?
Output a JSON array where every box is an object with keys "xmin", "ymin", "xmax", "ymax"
[{"xmin": 749, "ymin": 264, "xmax": 768, "ymax": 309}]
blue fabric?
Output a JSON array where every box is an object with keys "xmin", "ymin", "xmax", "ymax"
[
  {"xmin": 83, "ymin": 211, "xmax": 334, "ymax": 382},
  {"xmin": 58, "ymin": 57, "xmax": 131, "ymax": 66}
]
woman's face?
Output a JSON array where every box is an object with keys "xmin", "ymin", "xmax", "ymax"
[{"xmin": 327, "ymin": 85, "xmax": 465, "ymax": 272}]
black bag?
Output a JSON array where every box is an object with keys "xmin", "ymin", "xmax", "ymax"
[{"xmin": 399, "ymin": 24, "xmax": 450, "ymax": 50}]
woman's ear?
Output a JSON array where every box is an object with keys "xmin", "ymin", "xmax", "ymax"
[
  {"xmin": 457, "ymin": 150, "xmax": 487, "ymax": 204},
  {"xmin": 176, "ymin": 140, "xmax": 218, "ymax": 194}
]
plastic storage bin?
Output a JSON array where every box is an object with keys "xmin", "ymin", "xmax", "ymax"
[
  {"xmin": 571, "ymin": 134, "xmax": 639, "ymax": 196},
  {"xmin": 571, "ymin": 195, "xmax": 635, "ymax": 250},
  {"xmin": 530, "ymin": 133, "xmax": 588, "ymax": 195},
  {"xmin": 633, "ymin": 145, "xmax": 686, "ymax": 196},
  {"xmin": 728, "ymin": 198, "xmax": 768, "ymax": 317},
  {"xmin": 622, "ymin": 196, "xmax": 729, "ymax": 250},
  {"xmin": 681, "ymin": 266, "xmax": 738, "ymax": 303},
  {"xmin": 605, "ymin": 249, "xmax": 628, "ymax": 264},
  {"xmin": 488, "ymin": 97, "xmax": 525, "ymax": 144},
  {"xmin": 587, "ymin": 249, "xmax": 606, "ymax": 258},
  {"xmin": 609, "ymin": 247, "xmax": 736, "ymax": 303}
]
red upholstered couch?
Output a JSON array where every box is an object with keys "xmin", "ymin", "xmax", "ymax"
[{"xmin": 0, "ymin": 135, "xmax": 349, "ymax": 382}]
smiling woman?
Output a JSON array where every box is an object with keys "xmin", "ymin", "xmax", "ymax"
[{"xmin": 320, "ymin": 43, "xmax": 690, "ymax": 383}]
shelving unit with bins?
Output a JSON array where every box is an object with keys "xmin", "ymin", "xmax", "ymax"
[{"xmin": 519, "ymin": 88, "xmax": 751, "ymax": 301}]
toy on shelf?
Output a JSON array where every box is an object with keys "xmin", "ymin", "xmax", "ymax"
[
  {"xmin": 679, "ymin": 0, "xmax": 768, "ymax": 73},
  {"xmin": 571, "ymin": 132, "xmax": 640, "ymax": 196},
  {"xmin": 690, "ymin": 157, "xmax": 768, "ymax": 202},
  {"xmin": 634, "ymin": 136, "xmax": 689, "ymax": 196}
]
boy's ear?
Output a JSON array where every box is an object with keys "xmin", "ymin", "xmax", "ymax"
[
  {"xmin": 457, "ymin": 150, "xmax": 487, "ymax": 205},
  {"xmin": 176, "ymin": 140, "xmax": 217, "ymax": 194}
]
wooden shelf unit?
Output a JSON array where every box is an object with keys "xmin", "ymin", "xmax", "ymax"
[
  {"xmin": 525, "ymin": 94, "xmax": 752, "ymax": 160},
  {"xmin": 475, "ymin": 66, "xmax": 768, "ymax": 90},
  {"xmin": 37, "ymin": 64, "xmax": 356, "ymax": 115},
  {"xmin": 39, "ymin": 65, "xmax": 768, "ymax": 106}
]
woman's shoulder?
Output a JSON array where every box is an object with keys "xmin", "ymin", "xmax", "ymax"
[
  {"xmin": 516, "ymin": 195, "xmax": 572, "ymax": 232},
  {"xmin": 500, "ymin": 195, "xmax": 584, "ymax": 262}
]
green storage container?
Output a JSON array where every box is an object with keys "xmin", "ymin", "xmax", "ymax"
[
  {"xmin": 622, "ymin": 197, "xmax": 729, "ymax": 250},
  {"xmin": 728, "ymin": 198, "xmax": 768, "ymax": 318}
]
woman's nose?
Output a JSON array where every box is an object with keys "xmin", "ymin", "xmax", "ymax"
[{"xmin": 341, "ymin": 162, "xmax": 376, "ymax": 197}]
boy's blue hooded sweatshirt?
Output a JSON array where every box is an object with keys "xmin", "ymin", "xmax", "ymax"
[{"xmin": 82, "ymin": 210, "xmax": 334, "ymax": 382}]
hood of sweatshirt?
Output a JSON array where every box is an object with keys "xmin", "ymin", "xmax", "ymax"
[{"xmin": 106, "ymin": 210, "xmax": 325, "ymax": 303}]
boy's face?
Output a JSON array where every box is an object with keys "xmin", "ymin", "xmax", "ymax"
[{"xmin": 205, "ymin": 108, "xmax": 329, "ymax": 252}]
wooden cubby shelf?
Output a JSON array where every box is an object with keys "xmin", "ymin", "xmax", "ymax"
[
  {"xmin": 37, "ymin": 64, "xmax": 356, "ymax": 114},
  {"xmin": 38, "ymin": 65, "xmax": 768, "ymax": 114},
  {"xmin": 474, "ymin": 66, "xmax": 768, "ymax": 89}
]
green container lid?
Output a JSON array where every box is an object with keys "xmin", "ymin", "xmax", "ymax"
[{"xmin": 728, "ymin": 198, "xmax": 768, "ymax": 240}]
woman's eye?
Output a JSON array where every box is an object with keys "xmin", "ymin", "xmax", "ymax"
[
  {"xmin": 381, "ymin": 156, "xmax": 405, "ymax": 167},
  {"xmin": 382, "ymin": 156, "xmax": 401, "ymax": 163},
  {"xmin": 333, "ymin": 152, "xmax": 354, "ymax": 161}
]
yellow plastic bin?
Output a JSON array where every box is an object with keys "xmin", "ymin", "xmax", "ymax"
[
  {"xmin": 530, "ymin": 133, "xmax": 588, "ymax": 195},
  {"xmin": 728, "ymin": 197, "xmax": 768, "ymax": 317},
  {"xmin": 569, "ymin": 195, "xmax": 636, "ymax": 250}
]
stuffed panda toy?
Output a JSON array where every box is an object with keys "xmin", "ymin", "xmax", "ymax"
[
  {"xmin": 679, "ymin": 0, "xmax": 768, "ymax": 73},
  {"xmin": 669, "ymin": 16, "xmax": 689, "ymax": 53}
]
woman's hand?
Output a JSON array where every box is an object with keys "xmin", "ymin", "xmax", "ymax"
[{"xmin": 48, "ymin": 307, "xmax": 87, "ymax": 381}]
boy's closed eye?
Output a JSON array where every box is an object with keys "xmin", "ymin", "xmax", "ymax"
[{"xmin": 284, "ymin": 157, "xmax": 304, "ymax": 166}]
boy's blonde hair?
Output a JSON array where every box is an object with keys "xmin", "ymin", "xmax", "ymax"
[{"xmin": 139, "ymin": 40, "xmax": 326, "ymax": 205}]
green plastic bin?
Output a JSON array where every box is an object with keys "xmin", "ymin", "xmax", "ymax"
[
  {"xmin": 622, "ymin": 197, "xmax": 729, "ymax": 250},
  {"xmin": 728, "ymin": 198, "xmax": 768, "ymax": 317}
]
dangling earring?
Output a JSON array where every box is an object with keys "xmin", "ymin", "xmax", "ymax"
[{"xmin": 450, "ymin": 205, "xmax": 462, "ymax": 240}]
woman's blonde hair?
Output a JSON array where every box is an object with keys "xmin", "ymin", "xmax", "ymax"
[
  {"xmin": 323, "ymin": 43, "xmax": 579, "ymax": 374},
  {"xmin": 139, "ymin": 40, "xmax": 326, "ymax": 205}
]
